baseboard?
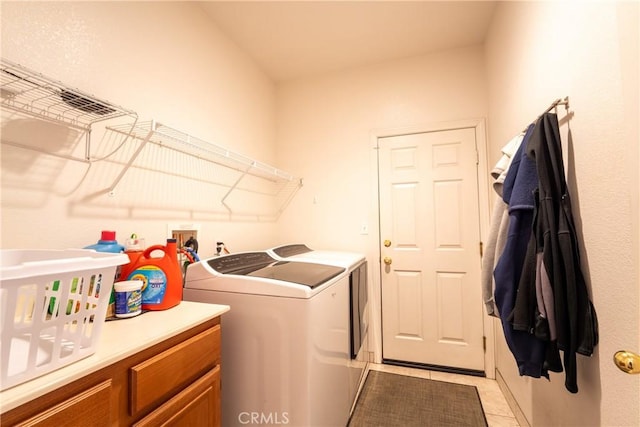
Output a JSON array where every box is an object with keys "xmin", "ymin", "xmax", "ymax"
[{"xmin": 495, "ymin": 369, "xmax": 530, "ymax": 427}]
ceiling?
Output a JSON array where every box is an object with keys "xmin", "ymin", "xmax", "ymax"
[{"xmin": 200, "ymin": 1, "xmax": 498, "ymax": 82}]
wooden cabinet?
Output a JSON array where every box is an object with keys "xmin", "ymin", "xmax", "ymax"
[{"xmin": 1, "ymin": 317, "xmax": 221, "ymax": 427}]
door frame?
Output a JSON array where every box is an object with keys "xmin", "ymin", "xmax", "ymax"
[{"xmin": 368, "ymin": 118, "xmax": 495, "ymax": 379}]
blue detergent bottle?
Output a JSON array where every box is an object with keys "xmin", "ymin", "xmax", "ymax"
[
  {"xmin": 84, "ymin": 230, "xmax": 125, "ymax": 253},
  {"xmin": 84, "ymin": 230, "xmax": 125, "ymax": 318}
]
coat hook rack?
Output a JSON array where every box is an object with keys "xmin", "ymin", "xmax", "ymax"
[
  {"xmin": 522, "ymin": 96, "xmax": 571, "ymax": 133},
  {"xmin": 544, "ymin": 96, "xmax": 570, "ymax": 114}
]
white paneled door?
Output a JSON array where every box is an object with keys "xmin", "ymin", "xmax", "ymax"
[{"xmin": 378, "ymin": 128, "xmax": 485, "ymax": 371}]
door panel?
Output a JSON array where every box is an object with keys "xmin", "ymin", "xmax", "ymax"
[
  {"xmin": 379, "ymin": 128, "xmax": 484, "ymax": 371},
  {"xmin": 396, "ymin": 271, "xmax": 423, "ymax": 338}
]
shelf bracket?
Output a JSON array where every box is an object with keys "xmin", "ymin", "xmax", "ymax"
[
  {"xmin": 81, "ymin": 122, "xmax": 155, "ymax": 202},
  {"xmin": 107, "ymin": 127, "xmax": 154, "ymax": 194},
  {"xmin": 221, "ymin": 162, "xmax": 255, "ymax": 212}
]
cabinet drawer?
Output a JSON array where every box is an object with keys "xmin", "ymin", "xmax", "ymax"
[
  {"xmin": 133, "ymin": 365, "xmax": 221, "ymax": 427},
  {"xmin": 14, "ymin": 380, "xmax": 112, "ymax": 427},
  {"xmin": 130, "ymin": 325, "xmax": 220, "ymax": 416}
]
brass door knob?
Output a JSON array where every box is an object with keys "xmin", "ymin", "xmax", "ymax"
[
  {"xmin": 383, "ymin": 257, "xmax": 392, "ymax": 265},
  {"xmin": 614, "ymin": 350, "xmax": 640, "ymax": 374},
  {"xmin": 384, "ymin": 239, "xmax": 391, "ymax": 247}
]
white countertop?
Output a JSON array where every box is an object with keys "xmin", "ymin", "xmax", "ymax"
[{"xmin": 0, "ymin": 301, "xmax": 230, "ymax": 413}]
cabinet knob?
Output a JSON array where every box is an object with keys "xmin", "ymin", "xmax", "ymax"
[
  {"xmin": 383, "ymin": 239, "xmax": 391, "ymax": 247},
  {"xmin": 383, "ymin": 257, "xmax": 392, "ymax": 265}
]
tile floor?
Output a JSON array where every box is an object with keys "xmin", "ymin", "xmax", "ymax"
[{"xmin": 367, "ymin": 363, "xmax": 521, "ymax": 427}]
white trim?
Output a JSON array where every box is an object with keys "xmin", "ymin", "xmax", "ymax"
[
  {"xmin": 166, "ymin": 222, "xmax": 201, "ymax": 237},
  {"xmin": 368, "ymin": 118, "xmax": 495, "ymax": 378}
]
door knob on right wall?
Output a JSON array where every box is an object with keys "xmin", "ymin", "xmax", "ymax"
[{"xmin": 613, "ymin": 350, "xmax": 640, "ymax": 374}]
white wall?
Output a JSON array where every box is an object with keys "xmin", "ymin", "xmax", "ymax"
[
  {"xmin": 275, "ymin": 45, "xmax": 488, "ymax": 253},
  {"xmin": 485, "ymin": 2, "xmax": 639, "ymax": 426},
  {"xmin": 1, "ymin": 1, "xmax": 278, "ymax": 256}
]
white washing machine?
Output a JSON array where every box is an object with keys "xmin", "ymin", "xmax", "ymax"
[
  {"xmin": 267, "ymin": 244, "xmax": 369, "ymax": 413},
  {"xmin": 183, "ymin": 251, "xmax": 351, "ymax": 427}
]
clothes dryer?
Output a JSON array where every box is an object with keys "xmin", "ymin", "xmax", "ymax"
[
  {"xmin": 267, "ymin": 244, "xmax": 369, "ymax": 411},
  {"xmin": 183, "ymin": 252, "xmax": 351, "ymax": 427}
]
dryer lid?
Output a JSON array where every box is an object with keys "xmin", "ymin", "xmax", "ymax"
[
  {"xmin": 206, "ymin": 252, "xmax": 345, "ymax": 288},
  {"xmin": 247, "ymin": 261, "xmax": 345, "ymax": 288},
  {"xmin": 271, "ymin": 244, "xmax": 313, "ymax": 258}
]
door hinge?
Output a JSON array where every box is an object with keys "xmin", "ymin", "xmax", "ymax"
[
  {"xmin": 483, "ymin": 336, "xmax": 487, "ymax": 352},
  {"xmin": 479, "ymin": 241, "xmax": 483, "ymax": 257}
]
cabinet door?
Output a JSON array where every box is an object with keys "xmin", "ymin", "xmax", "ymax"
[
  {"xmin": 14, "ymin": 380, "xmax": 112, "ymax": 427},
  {"xmin": 133, "ymin": 366, "xmax": 220, "ymax": 427}
]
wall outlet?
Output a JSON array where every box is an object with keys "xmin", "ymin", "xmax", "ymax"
[{"xmin": 360, "ymin": 223, "xmax": 369, "ymax": 235}]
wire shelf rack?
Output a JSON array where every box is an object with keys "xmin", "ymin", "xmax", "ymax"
[
  {"xmin": 1, "ymin": 58, "xmax": 136, "ymax": 131},
  {"xmin": 1, "ymin": 58, "xmax": 301, "ymax": 220},
  {"xmin": 106, "ymin": 120, "xmax": 294, "ymax": 182}
]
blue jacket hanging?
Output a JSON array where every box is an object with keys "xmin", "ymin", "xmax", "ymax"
[{"xmin": 493, "ymin": 123, "xmax": 549, "ymax": 379}]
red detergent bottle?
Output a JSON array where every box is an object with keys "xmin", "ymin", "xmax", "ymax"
[{"xmin": 119, "ymin": 239, "xmax": 182, "ymax": 311}]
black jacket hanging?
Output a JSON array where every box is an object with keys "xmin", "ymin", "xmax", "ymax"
[{"xmin": 519, "ymin": 113, "xmax": 598, "ymax": 393}]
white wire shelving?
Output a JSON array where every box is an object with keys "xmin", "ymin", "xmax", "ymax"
[
  {"xmin": 1, "ymin": 58, "xmax": 138, "ymax": 160},
  {"xmin": 103, "ymin": 120, "xmax": 303, "ymax": 217},
  {"xmin": 1, "ymin": 58, "xmax": 302, "ymax": 220},
  {"xmin": 106, "ymin": 120, "xmax": 295, "ymax": 182}
]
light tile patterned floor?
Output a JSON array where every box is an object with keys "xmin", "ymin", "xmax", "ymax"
[{"xmin": 367, "ymin": 363, "xmax": 520, "ymax": 427}]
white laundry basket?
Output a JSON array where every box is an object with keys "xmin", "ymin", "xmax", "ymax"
[{"xmin": 0, "ymin": 249, "xmax": 129, "ymax": 390}]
